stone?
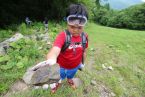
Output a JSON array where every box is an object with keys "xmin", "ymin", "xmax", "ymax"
[
  {"xmin": 102, "ymin": 64, "xmax": 106, "ymax": 69},
  {"xmin": 0, "ymin": 42, "xmax": 9, "ymax": 56},
  {"xmin": 47, "ymin": 41, "xmax": 51, "ymax": 45},
  {"xmin": 108, "ymin": 45, "xmax": 114, "ymax": 48},
  {"xmin": 50, "ymin": 83, "xmax": 56, "ymax": 89},
  {"xmin": 73, "ymin": 78, "xmax": 83, "ymax": 88},
  {"xmin": 33, "ymin": 86, "xmax": 41, "ymax": 90},
  {"xmin": 107, "ymin": 66, "xmax": 114, "ymax": 70},
  {"xmin": 90, "ymin": 48, "xmax": 95, "ymax": 51},
  {"xmin": 23, "ymin": 64, "xmax": 60, "ymax": 85},
  {"xmin": 98, "ymin": 84, "xmax": 110, "ymax": 97},
  {"xmin": 111, "ymin": 92, "xmax": 116, "ymax": 97},
  {"xmin": 5, "ymin": 33, "xmax": 24, "ymax": 43},
  {"xmin": 10, "ymin": 80, "xmax": 28, "ymax": 93},
  {"xmin": 0, "ymin": 33, "xmax": 24, "ymax": 56},
  {"xmin": 30, "ymin": 35, "xmax": 37, "ymax": 40},
  {"xmin": 42, "ymin": 84, "xmax": 49, "ymax": 90},
  {"xmin": 38, "ymin": 47, "xmax": 43, "ymax": 50},
  {"xmin": 0, "ymin": 46, "xmax": 6, "ymax": 56},
  {"xmin": 4, "ymin": 80, "xmax": 28, "ymax": 97},
  {"xmin": 41, "ymin": 33, "xmax": 49, "ymax": 42},
  {"xmin": 91, "ymin": 80, "xmax": 97, "ymax": 86}
]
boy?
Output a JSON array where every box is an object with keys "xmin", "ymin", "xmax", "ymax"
[
  {"xmin": 25, "ymin": 17, "xmax": 32, "ymax": 25},
  {"xmin": 31, "ymin": 3, "xmax": 88, "ymax": 93},
  {"xmin": 43, "ymin": 17, "xmax": 49, "ymax": 31}
]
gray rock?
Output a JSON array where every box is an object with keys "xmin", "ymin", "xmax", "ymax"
[
  {"xmin": 90, "ymin": 48, "xmax": 95, "ymax": 51},
  {"xmin": 111, "ymin": 92, "xmax": 116, "ymax": 97},
  {"xmin": 0, "ymin": 46, "xmax": 6, "ymax": 56},
  {"xmin": 10, "ymin": 80, "xmax": 28, "ymax": 93},
  {"xmin": 98, "ymin": 84, "xmax": 110, "ymax": 97},
  {"xmin": 41, "ymin": 33, "xmax": 49, "ymax": 42},
  {"xmin": 107, "ymin": 66, "xmax": 114, "ymax": 70},
  {"xmin": 108, "ymin": 45, "xmax": 114, "ymax": 48},
  {"xmin": 42, "ymin": 84, "xmax": 49, "ymax": 90},
  {"xmin": 4, "ymin": 80, "xmax": 28, "ymax": 97},
  {"xmin": 47, "ymin": 41, "xmax": 51, "ymax": 45},
  {"xmin": 73, "ymin": 78, "xmax": 83, "ymax": 88},
  {"xmin": 30, "ymin": 35, "xmax": 37, "ymax": 40},
  {"xmin": 23, "ymin": 64, "xmax": 60, "ymax": 85},
  {"xmin": 0, "ymin": 42, "xmax": 9, "ymax": 56},
  {"xmin": 5, "ymin": 33, "xmax": 24, "ymax": 42},
  {"xmin": 91, "ymin": 80, "xmax": 97, "ymax": 85},
  {"xmin": 0, "ymin": 33, "xmax": 24, "ymax": 56},
  {"xmin": 33, "ymin": 86, "xmax": 41, "ymax": 90},
  {"xmin": 102, "ymin": 64, "xmax": 107, "ymax": 69}
]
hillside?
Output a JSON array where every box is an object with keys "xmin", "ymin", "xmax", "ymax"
[{"xmin": 0, "ymin": 22, "xmax": 145, "ymax": 97}]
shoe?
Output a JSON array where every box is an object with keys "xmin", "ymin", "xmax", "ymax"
[
  {"xmin": 67, "ymin": 79, "xmax": 76, "ymax": 89},
  {"xmin": 50, "ymin": 83, "xmax": 60, "ymax": 93}
]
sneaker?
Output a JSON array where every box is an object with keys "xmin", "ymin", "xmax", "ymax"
[
  {"xmin": 67, "ymin": 79, "xmax": 76, "ymax": 89},
  {"xmin": 50, "ymin": 83, "xmax": 60, "ymax": 93}
]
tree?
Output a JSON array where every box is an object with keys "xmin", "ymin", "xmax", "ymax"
[{"xmin": 0, "ymin": 0, "xmax": 81, "ymax": 28}]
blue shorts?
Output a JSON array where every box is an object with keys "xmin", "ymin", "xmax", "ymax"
[{"xmin": 59, "ymin": 64, "xmax": 81, "ymax": 80}]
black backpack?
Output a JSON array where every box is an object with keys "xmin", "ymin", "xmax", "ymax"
[{"xmin": 61, "ymin": 30, "xmax": 88, "ymax": 64}]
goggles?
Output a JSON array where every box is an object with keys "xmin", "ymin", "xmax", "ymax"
[{"xmin": 67, "ymin": 15, "xmax": 87, "ymax": 26}]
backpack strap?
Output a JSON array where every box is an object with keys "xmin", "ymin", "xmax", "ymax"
[
  {"xmin": 61, "ymin": 30, "xmax": 71, "ymax": 52},
  {"xmin": 81, "ymin": 32, "xmax": 87, "ymax": 50},
  {"xmin": 61, "ymin": 30, "xmax": 88, "ymax": 64},
  {"xmin": 81, "ymin": 32, "xmax": 87, "ymax": 64}
]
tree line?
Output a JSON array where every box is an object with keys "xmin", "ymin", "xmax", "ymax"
[
  {"xmin": 0, "ymin": 0, "xmax": 80, "ymax": 28},
  {"xmin": 93, "ymin": 3, "xmax": 145, "ymax": 30},
  {"xmin": 0, "ymin": 0, "xmax": 144, "ymax": 30}
]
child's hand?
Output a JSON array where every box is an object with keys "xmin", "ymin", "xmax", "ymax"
[
  {"xmin": 78, "ymin": 63, "xmax": 85, "ymax": 71},
  {"xmin": 80, "ymin": 63, "xmax": 85, "ymax": 68},
  {"xmin": 30, "ymin": 59, "xmax": 56, "ymax": 71}
]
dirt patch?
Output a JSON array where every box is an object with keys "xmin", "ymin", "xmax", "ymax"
[
  {"xmin": 97, "ymin": 84, "xmax": 112, "ymax": 97},
  {"xmin": 85, "ymin": 48, "xmax": 116, "ymax": 97},
  {"xmin": 4, "ymin": 80, "xmax": 29, "ymax": 97}
]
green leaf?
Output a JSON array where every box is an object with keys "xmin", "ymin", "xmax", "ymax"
[
  {"xmin": 16, "ymin": 62, "xmax": 24, "ymax": 69},
  {"xmin": 0, "ymin": 64, "xmax": 13, "ymax": 70},
  {"xmin": 0, "ymin": 55, "xmax": 10, "ymax": 63},
  {"xmin": 9, "ymin": 42, "xmax": 17, "ymax": 48}
]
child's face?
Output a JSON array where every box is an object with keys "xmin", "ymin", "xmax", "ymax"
[{"xmin": 67, "ymin": 24, "xmax": 84, "ymax": 35}]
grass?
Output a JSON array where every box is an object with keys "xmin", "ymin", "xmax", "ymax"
[
  {"xmin": 0, "ymin": 22, "xmax": 62, "ymax": 95},
  {"xmin": 85, "ymin": 22, "xmax": 145, "ymax": 97},
  {"xmin": 0, "ymin": 22, "xmax": 145, "ymax": 97}
]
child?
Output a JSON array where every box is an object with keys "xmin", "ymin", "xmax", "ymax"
[
  {"xmin": 31, "ymin": 3, "xmax": 88, "ymax": 93},
  {"xmin": 43, "ymin": 17, "xmax": 49, "ymax": 31},
  {"xmin": 25, "ymin": 17, "xmax": 32, "ymax": 25}
]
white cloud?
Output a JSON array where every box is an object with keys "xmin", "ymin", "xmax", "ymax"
[{"xmin": 141, "ymin": 0, "xmax": 145, "ymax": 2}]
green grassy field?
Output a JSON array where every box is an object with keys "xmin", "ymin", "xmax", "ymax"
[
  {"xmin": 85, "ymin": 23, "xmax": 145, "ymax": 97},
  {"xmin": 0, "ymin": 22, "xmax": 145, "ymax": 97}
]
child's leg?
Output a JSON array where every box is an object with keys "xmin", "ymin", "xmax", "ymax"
[
  {"xmin": 66, "ymin": 68, "xmax": 78, "ymax": 79},
  {"xmin": 66, "ymin": 64, "xmax": 81, "ymax": 79},
  {"xmin": 59, "ymin": 68, "xmax": 67, "ymax": 80},
  {"xmin": 66, "ymin": 65, "xmax": 81, "ymax": 89},
  {"xmin": 51, "ymin": 68, "xmax": 66, "ymax": 93}
]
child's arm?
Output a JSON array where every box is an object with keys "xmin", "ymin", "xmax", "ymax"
[
  {"xmin": 46, "ymin": 46, "xmax": 61, "ymax": 61},
  {"xmin": 30, "ymin": 46, "xmax": 61, "ymax": 71},
  {"xmin": 79, "ymin": 48, "xmax": 88, "ymax": 70},
  {"xmin": 83, "ymin": 48, "xmax": 87, "ymax": 62}
]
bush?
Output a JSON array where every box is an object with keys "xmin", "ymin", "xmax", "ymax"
[{"xmin": 94, "ymin": 3, "xmax": 145, "ymax": 30}]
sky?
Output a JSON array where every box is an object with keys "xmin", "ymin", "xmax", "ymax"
[{"xmin": 101, "ymin": 0, "xmax": 145, "ymax": 10}]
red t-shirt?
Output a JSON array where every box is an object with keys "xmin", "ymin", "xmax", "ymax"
[{"xmin": 53, "ymin": 31, "xmax": 88, "ymax": 69}]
